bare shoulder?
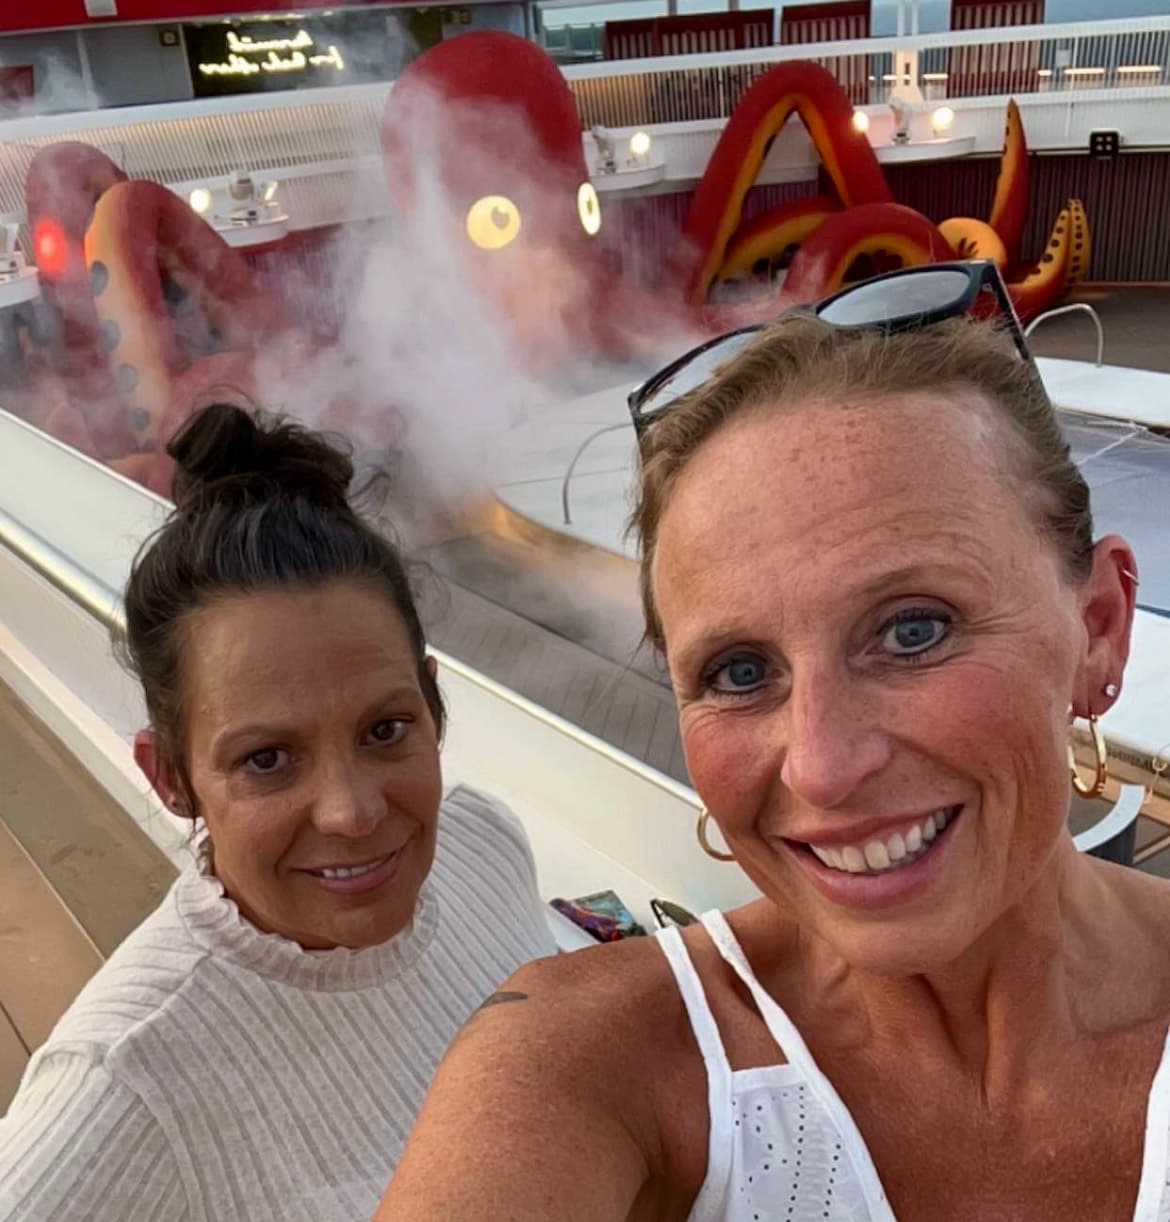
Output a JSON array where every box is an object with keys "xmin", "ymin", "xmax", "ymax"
[
  {"xmin": 377, "ymin": 934, "xmax": 697, "ymax": 1221},
  {"xmin": 460, "ymin": 931, "xmax": 686, "ymax": 1074}
]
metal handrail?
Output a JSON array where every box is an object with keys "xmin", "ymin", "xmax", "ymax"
[
  {"xmin": 0, "ymin": 506, "xmax": 123, "ymax": 632},
  {"xmin": 561, "ymin": 421, "xmax": 632, "ymax": 525},
  {"xmin": 1025, "ymin": 302, "xmax": 1105, "ymax": 368},
  {"xmin": 0, "ymin": 415, "xmax": 701, "ymax": 805}
]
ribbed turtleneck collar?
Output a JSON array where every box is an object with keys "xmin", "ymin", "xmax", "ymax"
[{"xmin": 174, "ymin": 865, "xmax": 438, "ymax": 992}]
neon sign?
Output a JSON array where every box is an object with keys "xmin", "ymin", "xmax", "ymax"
[{"xmin": 198, "ymin": 29, "xmax": 346, "ymax": 78}]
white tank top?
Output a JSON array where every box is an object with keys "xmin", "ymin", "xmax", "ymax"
[{"xmin": 656, "ymin": 910, "xmax": 1170, "ymax": 1222}]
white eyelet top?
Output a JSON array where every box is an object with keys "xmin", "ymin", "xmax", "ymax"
[{"xmin": 656, "ymin": 911, "xmax": 1170, "ymax": 1222}]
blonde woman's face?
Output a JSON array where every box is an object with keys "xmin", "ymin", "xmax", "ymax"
[{"xmin": 653, "ymin": 390, "xmax": 1098, "ymax": 975}]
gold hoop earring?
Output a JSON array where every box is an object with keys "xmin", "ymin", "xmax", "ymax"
[
  {"xmin": 1069, "ymin": 713, "xmax": 1108, "ymax": 800},
  {"xmin": 697, "ymin": 810, "xmax": 735, "ymax": 862}
]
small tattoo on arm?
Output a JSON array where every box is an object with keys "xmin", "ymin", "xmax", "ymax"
[
  {"xmin": 476, "ymin": 990, "xmax": 529, "ymax": 1013},
  {"xmin": 450, "ymin": 990, "xmax": 529, "ymax": 1049}
]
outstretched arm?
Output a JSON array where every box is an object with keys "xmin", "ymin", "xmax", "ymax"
[{"xmin": 377, "ymin": 958, "xmax": 654, "ymax": 1221}]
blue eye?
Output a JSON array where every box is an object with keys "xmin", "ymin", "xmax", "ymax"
[
  {"xmin": 881, "ymin": 612, "xmax": 950, "ymax": 657},
  {"xmin": 708, "ymin": 655, "xmax": 768, "ymax": 694}
]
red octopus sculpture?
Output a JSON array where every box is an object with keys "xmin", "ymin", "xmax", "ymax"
[
  {"xmin": 16, "ymin": 34, "xmax": 1088, "ymax": 496},
  {"xmin": 19, "ymin": 147, "xmax": 325, "ymax": 493},
  {"xmin": 381, "ymin": 33, "xmax": 1089, "ymax": 346}
]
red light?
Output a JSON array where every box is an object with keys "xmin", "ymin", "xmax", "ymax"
[{"xmin": 33, "ymin": 218, "xmax": 69, "ymax": 279}]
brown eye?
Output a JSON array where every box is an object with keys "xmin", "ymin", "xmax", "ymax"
[
  {"xmin": 367, "ymin": 719, "xmax": 407, "ymax": 746},
  {"xmin": 244, "ymin": 747, "xmax": 287, "ymax": 774}
]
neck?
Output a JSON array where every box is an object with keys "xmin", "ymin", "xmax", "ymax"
[{"xmin": 822, "ymin": 840, "xmax": 1127, "ymax": 1098}]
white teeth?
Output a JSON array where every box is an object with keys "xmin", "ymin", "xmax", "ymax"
[
  {"xmin": 841, "ymin": 845, "xmax": 867, "ymax": 873},
  {"xmin": 807, "ymin": 808, "xmax": 957, "ymax": 878},
  {"xmin": 863, "ymin": 840, "xmax": 890, "ymax": 870},
  {"xmin": 810, "ymin": 845, "xmax": 845, "ymax": 870},
  {"xmin": 315, "ymin": 857, "xmax": 386, "ymax": 880}
]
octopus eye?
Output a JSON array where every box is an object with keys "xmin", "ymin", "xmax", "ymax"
[
  {"xmin": 466, "ymin": 195, "xmax": 521, "ymax": 250},
  {"xmin": 577, "ymin": 182, "xmax": 601, "ymax": 237}
]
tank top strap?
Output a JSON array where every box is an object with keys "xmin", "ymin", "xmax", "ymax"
[
  {"xmin": 655, "ymin": 924, "xmax": 733, "ymax": 1076},
  {"xmin": 653, "ymin": 924, "xmax": 735, "ymax": 1222},
  {"xmin": 699, "ymin": 910, "xmax": 898, "ymax": 1221},
  {"xmin": 699, "ymin": 909, "xmax": 813, "ymax": 1069}
]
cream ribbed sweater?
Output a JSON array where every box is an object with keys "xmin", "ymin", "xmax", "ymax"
[{"xmin": 0, "ymin": 785, "xmax": 557, "ymax": 1221}]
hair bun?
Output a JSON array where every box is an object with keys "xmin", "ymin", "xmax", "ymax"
[{"xmin": 167, "ymin": 403, "xmax": 354, "ymax": 513}]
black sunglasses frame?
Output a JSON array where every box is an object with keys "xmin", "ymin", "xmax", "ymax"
[{"xmin": 628, "ymin": 260, "xmax": 1034, "ymax": 435}]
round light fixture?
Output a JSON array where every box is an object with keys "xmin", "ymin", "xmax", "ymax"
[
  {"xmin": 851, "ymin": 109, "xmax": 871, "ymax": 134},
  {"xmin": 189, "ymin": 187, "xmax": 213, "ymax": 216},
  {"xmin": 931, "ymin": 106, "xmax": 956, "ymax": 134},
  {"xmin": 465, "ymin": 194, "xmax": 522, "ymax": 250},
  {"xmin": 629, "ymin": 130, "xmax": 652, "ymax": 158},
  {"xmin": 577, "ymin": 182, "xmax": 602, "ymax": 236}
]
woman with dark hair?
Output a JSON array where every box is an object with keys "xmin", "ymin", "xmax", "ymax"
[{"xmin": 0, "ymin": 404, "xmax": 556, "ymax": 1220}]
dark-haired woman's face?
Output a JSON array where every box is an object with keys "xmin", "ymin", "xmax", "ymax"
[{"xmin": 177, "ymin": 579, "xmax": 443, "ymax": 950}]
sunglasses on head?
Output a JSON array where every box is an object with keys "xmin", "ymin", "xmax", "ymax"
[{"xmin": 628, "ymin": 260, "xmax": 1034, "ymax": 435}]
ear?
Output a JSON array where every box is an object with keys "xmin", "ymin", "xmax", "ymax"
[
  {"xmin": 424, "ymin": 654, "xmax": 438, "ymax": 683},
  {"xmin": 1074, "ymin": 535, "xmax": 1137, "ymax": 717},
  {"xmin": 133, "ymin": 730, "xmax": 191, "ymax": 817}
]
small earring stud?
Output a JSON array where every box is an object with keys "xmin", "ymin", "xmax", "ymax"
[{"xmin": 1104, "ymin": 682, "xmax": 1119, "ymax": 698}]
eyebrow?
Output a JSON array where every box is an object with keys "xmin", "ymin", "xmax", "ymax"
[
  {"xmin": 669, "ymin": 560, "xmax": 980, "ymax": 675},
  {"xmin": 209, "ymin": 685, "xmax": 423, "ymax": 761},
  {"xmin": 854, "ymin": 562, "xmax": 978, "ymax": 601}
]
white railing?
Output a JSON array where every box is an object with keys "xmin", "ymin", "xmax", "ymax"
[
  {"xmin": 0, "ymin": 407, "xmax": 758, "ymax": 925},
  {"xmin": 1, "ymin": 16, "xmax": 1168, "ymax": 236},
  {"xmin": 563, "ymin": 15, "xmax": 1170, "ymax": 126},
  {"xmin": 0, "ymin": 83, "xmax": 388, "ymax": 230}
]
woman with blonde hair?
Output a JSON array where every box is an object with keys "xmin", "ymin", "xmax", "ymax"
[{"xmin": 378, "ymin": 263, "xmax": 1168, "ymax": 1221}]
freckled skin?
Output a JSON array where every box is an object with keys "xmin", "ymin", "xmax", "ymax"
[
  {"xmin": 654, "ymin": 390, "xmax": 1098, "ymax": 976},
  {"xmin": 176, "ymin": 581, "xmax": 444, "ymax": 951},
  {"xmin": 375, "ymin": 385, "xmax": 1164, "ymax": 1222}
]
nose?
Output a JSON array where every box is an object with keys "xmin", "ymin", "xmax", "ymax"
[
  {"xmin": 311, "ymin": 758, "xmax": 387, "ymax": 838},
  {"xmin": 780, "ymin": 669, "xmax": 892, "ymax": 810}
]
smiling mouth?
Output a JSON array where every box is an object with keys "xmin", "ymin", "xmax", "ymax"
[
  {"xmin": 305, "ymin": 853, "xmax": 395, "ymax": 881},
  {"xmin": 797, "ymin": 805, "xmax": 961, "ymax": 877}
]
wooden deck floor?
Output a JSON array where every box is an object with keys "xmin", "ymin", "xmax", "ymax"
[{"xmin": 0, "ymin": 686, "xmax": 174, "ymax": 1113}]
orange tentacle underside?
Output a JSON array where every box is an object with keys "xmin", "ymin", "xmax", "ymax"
[{"xmin": 677, "ymin": 61, "xmax": 892, "ymax": 305}]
